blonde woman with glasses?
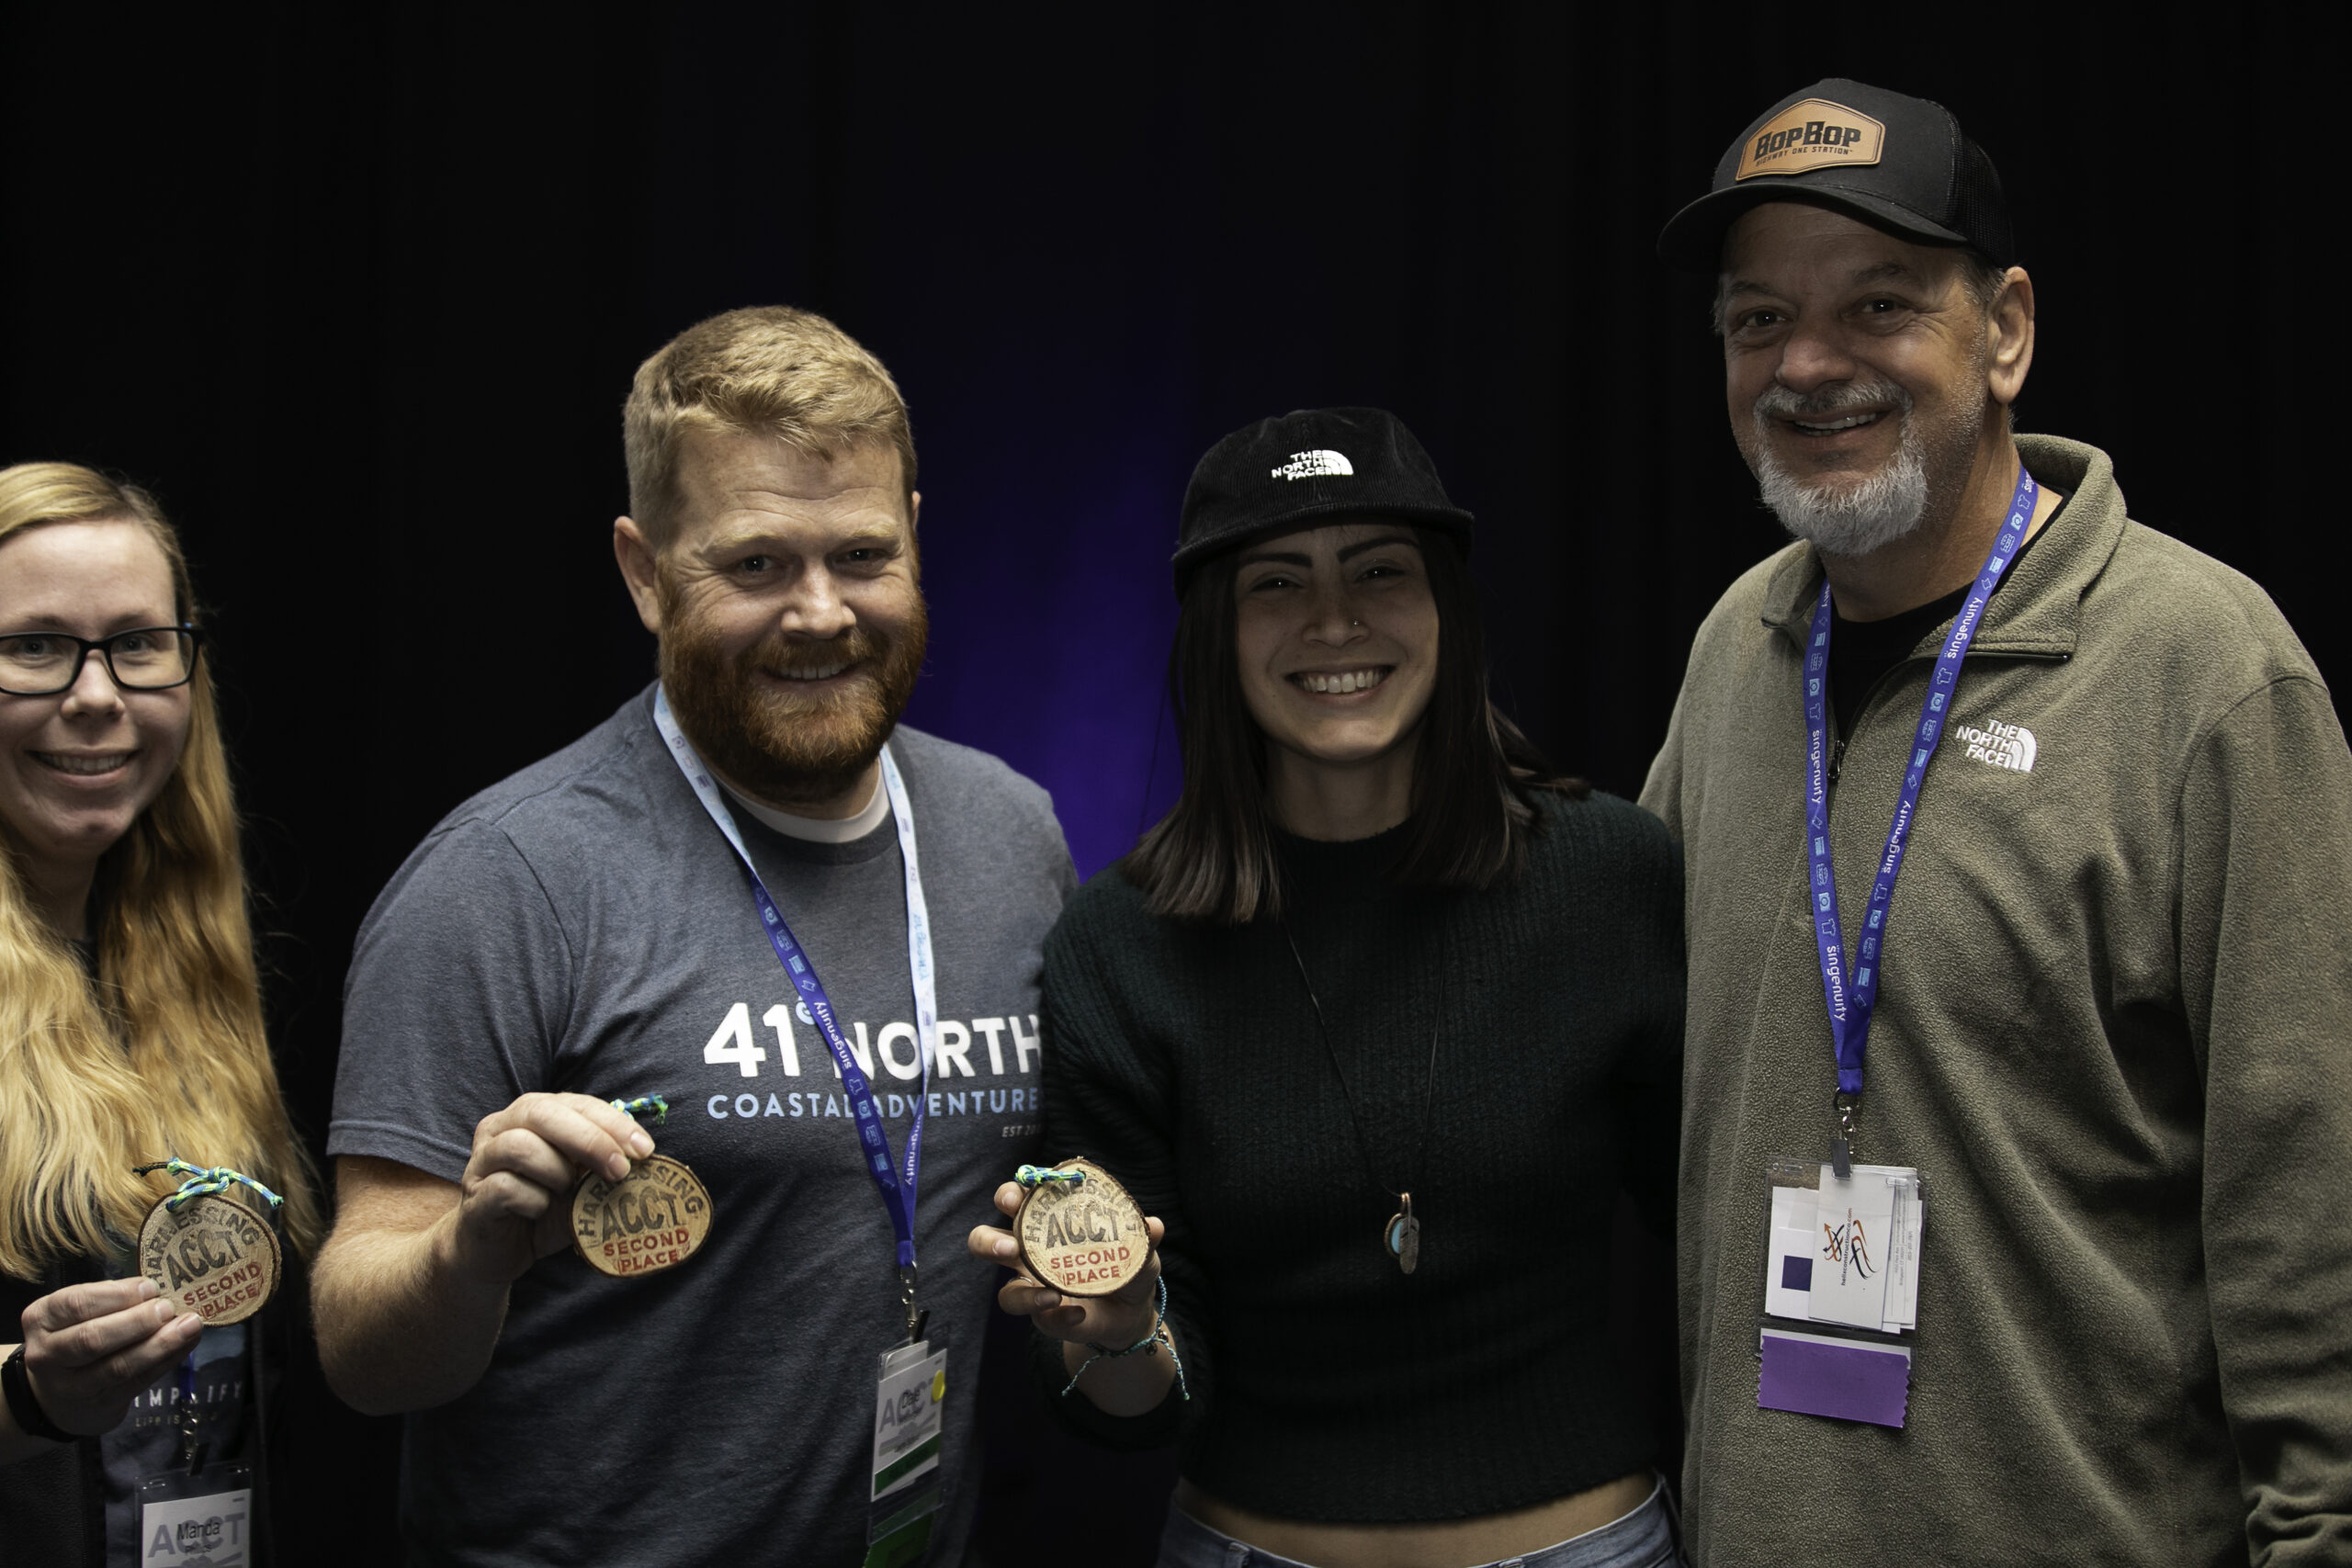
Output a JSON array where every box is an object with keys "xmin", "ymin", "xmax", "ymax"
[{"xmin": 0, "ymin": 462, "xmax": 320, "ymax": 1564}]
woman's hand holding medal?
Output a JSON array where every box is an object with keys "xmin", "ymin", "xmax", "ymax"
[
  {"xmin": 7, "ymin": 1279, "xmax": 199, "ymax": 1440},
  {"xmin": 971, "ymin": 1182, "xmax": 1163, "ymax": 1343},
  {"xmin": 967, "ymin": 1159, "xmax": 1181, "ymax": 1416},
  {"xmin": 448, "ymin": 1092, "xmax": 658, "ymax": 1286}
]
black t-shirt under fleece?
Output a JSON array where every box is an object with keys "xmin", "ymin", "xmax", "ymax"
[
  {"xmin": 1031, "ymin": 788, "xmax": 1685, "ymax": 1522},
  {"xmin": 1827, "ymin": 501, "xmax": 2054, "ymax": 739}
]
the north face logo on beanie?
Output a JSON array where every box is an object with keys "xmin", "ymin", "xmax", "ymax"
[{"xmin": 1272, "ymin": 449, "xmax": 1354, "ymax": 480}]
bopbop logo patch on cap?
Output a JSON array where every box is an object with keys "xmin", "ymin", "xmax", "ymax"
[{"xmin": 1735, "ymin": 98, "xmax": 1886, "ymax": 181}]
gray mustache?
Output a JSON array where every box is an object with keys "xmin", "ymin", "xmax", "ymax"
[{"xmin": 1752, "ymin": 379, "xmax": 1913, "ymax": 421}]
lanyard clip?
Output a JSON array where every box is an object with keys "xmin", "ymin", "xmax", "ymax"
[
  {"xmin": 1831, "ymin": 1090, "xmax": 1862, "ymax": 1179},
  {"xmin": 900, "ymin": 1263, "xmax": 924, "ymax": 1345},
  {"xmin": 175, "ymin": 1355, "xmax": 209, "ymax": 1476}
]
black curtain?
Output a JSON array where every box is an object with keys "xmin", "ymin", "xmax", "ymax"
[{"xmin": 4, "ymin": 6, "xmax": 2335, "ymax": 1562}]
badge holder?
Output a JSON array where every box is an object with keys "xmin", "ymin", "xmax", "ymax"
[
  {"xmin": 864, "ymin": 1326, "xmax": 947, "ymax": 1568},
  {"xmin": 1755, "ymin": 1151, "xmax": 1926, "ymax": 1429},
  {"xmin": 137, "ymin": 1355, "xmax": 255, "ymax": 1567}
]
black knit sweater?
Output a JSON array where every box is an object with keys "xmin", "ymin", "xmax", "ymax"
[{"xmin": 1031, "ymin": 788, "xmax": 1684, "ymax": 1522}]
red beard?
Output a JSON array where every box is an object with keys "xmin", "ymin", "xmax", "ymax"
[{"xmin": 657, "ymin": 580, "xmax": 929, "ymax": 811}]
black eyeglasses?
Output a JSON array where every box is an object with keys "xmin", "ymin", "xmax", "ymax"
[{"xmin": 0, "ymin": 626, "xmax": 204, "ymax": 697}]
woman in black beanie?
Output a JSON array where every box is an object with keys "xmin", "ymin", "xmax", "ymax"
[{"xmin": 968, "ymin": 408, "xmax": 1686, "ymax": 1568}]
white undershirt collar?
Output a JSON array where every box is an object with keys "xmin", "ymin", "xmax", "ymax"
[{"xmin": 720, "ymin": 769, "xmax": 890, "ymax": 844}]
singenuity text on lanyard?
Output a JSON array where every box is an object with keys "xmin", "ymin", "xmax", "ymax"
[
  {"xmin": 1802, "ymin": 465, "xmax": 2040, "ymax": 1177},
  {"xmin": 653, "ymin": 687, "xmax": 941, "ymax": 1340}
]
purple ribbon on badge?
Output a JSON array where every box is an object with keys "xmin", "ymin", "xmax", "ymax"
[{"xmin": 1759, "ymin": 1328, "xmax": 1913, "ymax": 1428}]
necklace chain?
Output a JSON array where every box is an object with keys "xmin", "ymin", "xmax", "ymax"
[{"xmin": 1281, "ymin": 912, "xmax": 1444, "ymax": 1201}]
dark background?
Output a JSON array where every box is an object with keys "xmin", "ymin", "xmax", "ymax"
[{"xmin": 3, "ymin": 5, "xmax": 2336, "ymax": 1562}]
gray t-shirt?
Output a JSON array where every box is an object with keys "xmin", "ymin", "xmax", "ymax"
[{"xmin": 329, "ymin": 687, "xmax": 1072, "ymax": 1567}]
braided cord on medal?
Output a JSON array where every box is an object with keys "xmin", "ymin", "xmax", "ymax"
[
  {"xmin": 611, "ymin": 1095, "xmax": 670, "ymax": 1123},
  {"xmin": 1281, "ymin": 911, "xmax": 1444, "ymax": 1218},
  {"xmin": 1058, "ymin": 1275, "xmax": 1189, "ymax": 1401},
  {"xmin": 133, "ymin": 1159, "xmax": 285, "ymax": 1217}
]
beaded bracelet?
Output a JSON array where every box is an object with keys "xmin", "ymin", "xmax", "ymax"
[{"xmin": 1058, "ymin": 1275, "xmax": 1190, "ymax": 1402}]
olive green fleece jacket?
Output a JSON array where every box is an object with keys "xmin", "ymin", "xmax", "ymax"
[{"xmin": 1640, "ymin": 434, "xmax": 2352, "ymax": 1567}]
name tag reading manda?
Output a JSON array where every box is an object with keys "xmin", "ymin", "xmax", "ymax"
[{"xmin": 138, "ymin": 1469, "xmax": 254, "ymax": 1567}]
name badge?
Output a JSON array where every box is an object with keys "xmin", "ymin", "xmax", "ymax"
[
  {"xmin": 864, "ymin": 1339, "xmax": 947, "ymax": 1568},
  {"xmin": 137, "ymin": 1463, "xmax": 254, "ymax": 1566},
  {"xmin": 1755, "ymin": 1156, "xmax": 1925, "ymax": 1427}
]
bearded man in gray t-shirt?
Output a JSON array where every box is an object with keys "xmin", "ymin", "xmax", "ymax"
[{"xmin": 313, "ymin": 306, "xmax": 1073, "ymax": 1567}]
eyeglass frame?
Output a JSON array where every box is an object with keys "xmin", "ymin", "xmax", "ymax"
[{"xmin": 0, "ymin": 625, "xmax": 206, "ymax": 697}]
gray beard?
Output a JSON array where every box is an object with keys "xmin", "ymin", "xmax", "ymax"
[{"xmin": 1747, "ymin": 384, "xmax": 1932, "ymax": 558}]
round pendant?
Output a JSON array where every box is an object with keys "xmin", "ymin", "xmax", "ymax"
[
  {"xmin": 1013, "ymin": 1156, "xmax": 1149, "ymax": 1298},
  {"xmin": 571, "ymin": 1154, "xmax": 714, "ymax": 1279},
  {"xmin": 137, "ymin": 1190, "xmax": 281, "ymax": 1325}
]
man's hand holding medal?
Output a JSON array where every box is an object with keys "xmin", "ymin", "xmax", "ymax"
[{"xmin": 447, "ymin": 1092, "xmax": 662, "ymax": 1286}]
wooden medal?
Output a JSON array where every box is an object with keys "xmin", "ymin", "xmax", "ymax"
[
  {"xmin": 137, "ymin": 1189, "xmax": 280, "ymax": 1326},
  {"xmin": 571, "ymin": 1154, "xmax": 715, "ymax": 1279},
  {"xmin": 1013, "ymin": 1156, "xmax": 1150, "ymax": 1298}
]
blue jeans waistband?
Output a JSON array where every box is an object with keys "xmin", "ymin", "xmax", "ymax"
[{"xmin": 1154, "ymin": 1476, "xmax": 1682, "ymax": 1568}]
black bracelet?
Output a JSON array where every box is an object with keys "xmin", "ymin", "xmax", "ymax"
[{"xmin": 3, "ymin": 1343, "xmax": 75, "ymax": 1443}]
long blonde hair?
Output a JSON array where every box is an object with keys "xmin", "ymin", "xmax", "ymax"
[{"xmin": 0, "ymin": 462, "xmax": 321, "ymax": 1277}]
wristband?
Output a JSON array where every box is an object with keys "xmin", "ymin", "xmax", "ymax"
[
  {"xmin": 1082, "ymin": 1297, "xmax": 1163, "ymax": 1359},
  {"xmin": 1058, "ymin": 1275, "xmax": 1190, "ymax": 1403},
  {"xmin": 3, "ymin": 1344, "xmax": 75, "ymax": 1442}
]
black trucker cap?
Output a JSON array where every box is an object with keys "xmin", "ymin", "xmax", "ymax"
[
  {"xmin": 1657, "ymin": 78, "xmax": 2012, "ymax": 270},
  {"xmin": 1172, "ymin": 407, "xmax": 1473, "ymax": 600}
]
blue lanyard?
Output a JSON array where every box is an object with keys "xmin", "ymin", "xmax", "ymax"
[
  {"xmin": 1803, "ymin": 466, "xmax": 2039, "ymax": 1126},
  {"xmin": 651, "ymin": 689, "xmax": 939, "ymax": 1320}
]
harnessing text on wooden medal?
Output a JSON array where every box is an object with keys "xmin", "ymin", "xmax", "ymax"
[
  {"xmin": 572, "ymin": 1154, "xmax": 714, "ymax": 1278},
  {"xmin": 1014, "ymin": 1157, "xmax": 1149, "ymax": 1297},
  {"xmin": 138, "ymin": 1191, "xmax": 281, "ymax": 1326}
]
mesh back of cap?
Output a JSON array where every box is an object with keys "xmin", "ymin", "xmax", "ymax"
[{"xmin": 1953, "ymin": 139, "xmax": 2015, "ymax": 264}]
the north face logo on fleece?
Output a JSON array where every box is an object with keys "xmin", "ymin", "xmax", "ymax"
[{"xmin": 1951, "ymin": 718, "xmax": 2037, "ymax": 773}]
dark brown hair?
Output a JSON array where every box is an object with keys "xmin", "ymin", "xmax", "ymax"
[{"xmin": 1123, "ymin": 525, "xmax": 1585, "ymax": 923}]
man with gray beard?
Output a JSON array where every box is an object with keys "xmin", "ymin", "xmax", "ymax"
[{"xmin": 1640, "ymin": 80, "xmax": 2352, "ymax": 1566}]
